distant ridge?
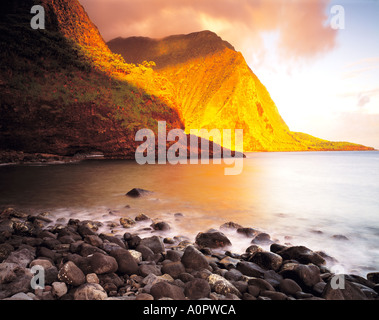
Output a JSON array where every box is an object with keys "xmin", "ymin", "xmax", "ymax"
[{"xmin": 108, "ymin": 32, "xmax": 373, "ymax": 152}]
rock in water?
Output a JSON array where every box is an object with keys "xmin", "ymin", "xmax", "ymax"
[
  {"xmin": 120, "ymin": 217, "xmax": 136, "ymax": 228},
  {"xmin": 248, "ymin": 251, "xmax": 283, "ymax": 271},
  {"xmin": 195, "ymin": 231, "xmax": 231, "ymax": 249},
  {"xmin": 276, "ymin": 246, "xmax": 325, "ymax": 266},
  {"xmin": 125, "ymin": 188, "xmax": 152, "ymax": 198}
]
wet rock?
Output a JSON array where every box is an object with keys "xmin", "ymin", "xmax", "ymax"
[
  {"xmin": 224, "ymin": 269, "xmax": 243, "ymax": 282},
  {"xmin": 109, "ymin": 248, "xmax": 138, "ymax": 275},
  {"xmin": 120, "ymin": 217, "xmax": 136, "ymax": 229},
  {"xmin": 181, "ymin": 245, "xmax": 209, "ymax": 271},
  {"xmin": 162, "ymin": 261, "xmax": 186, "ymax": 279},
  {"xmin": 150, "ymin": 281, "xmax": 185, "ymax": 300},
  {"xmin": 36, "ymin": 246, "xmax": 56, "ymax": 261},
  {"xmin": 218, "ymin": 256, "xmax": 240, "ymax": 269},
  {"xmin": 98, "ymin": 273, "xmax": 124, "ymax": 288},
  {"xmin": 251, "ymin": 233, "xmax": 272, "ymax": 244},
  {"xmin": 248, "ymin": 251, "xmax": 283, "ymax": 271},
  {"xmin": 77, "ymin": 224, "xmax": 96, "ymax": 237},
  {"xmin": 367, "ymin": 272, "xmax": 379, "ymax": 284},
  {"xmin": 135, "ymin": 213, "xmax": 150, "ymax": 221},
  {"xmin": 86, "ymin": 273, "xmax": 99, "ymax": 284},
  {"xmin": 51, "ymin": 282, "xmax": 68, "ymax": 298},
  {"xmin": 313, "ymin": 281, "xmax": 327, "ymax": 296},
  {"xmin": 207, "ymin": 274, "xmax": 241, "ymax": 298},
  {"xmin": 276, "ymin": 246, "xmax": 325, "ymax": 266},
  {"xmin": 279, "ymin": 263, "xmax": 321, "ymax": 288},
  {"xmin": 184, "ymin": 278, "xmax": 211, "ymax": 300},
  {"xmin": 127, "ymin": 235, "xmax": 141, "ymax": 249},
  {"xmin": 139, "ymin": 264, "xmax": 162, "ymax": 277},
  {"xmin": 0, "ymin": 263, "xmax": 33, "ymax": 299},
  {"xmin": 84, "ymin": 235, "xmax": 103, "ymax": 247},
  {"xmin": 220, "ymin": 222, "xmax": 243, "ymax": 230},
  {"xmin": 126, "ymin": 188, "xmax": 152, "ymax": 198},
  {"xmin": 136, "ymin": 245, "xmax": 155, "ymax": 261},
  {"xmin": 260, "ymin": 290, "xmax": 288, "ymax": 300},
  {"xmin": 246, "ymin": 245, "xmax": 263, "ymax": 254},
  {"xmin": 279, "ymin": 278, "xmax": 302, "ymax": 295},
  {"xmin": 236, "ymin": 261, "xmax": 266, "ymax": 278},
  {"xmin": 99, "ymin": 234, "xmax": 126, "ymax": 249},
  {"xmin": 5, "ymin": 248, "xmax": 35, "ymax": 268},
  {"xmin": 128, "ymin": 250, "xmax": 142, "ymax": 263},
  {"xmin": 332, "ymin": 234, "xmax": 349, "ymax": 241},
  {"xmin": 231, "ymin": 280, "xmax": 248, "ymax": 294},
  {"xmin": 322, "ymin": 280, "xmax": 367, "ymax": 300},
  {"xmin": 166, "ymin": 250, "xmax": 183, "ymax": 262},
  {"xmin": 151, "ymin": 221, "xmax": 170, "ymax": 231},
  {"xmin": 140, "ymin": 236, "xmax": 165, "ymax": 254},
  {"xmin": 195, "ymin": 231, "xmax": 232, "ymax": 249},
  {"xmin": 79, "ymin": 243, "xmax": 106, "ymax": 257},
  {"xmin": 247, "ymin": 278, "xmax": 275, "ymax": 292},
  {"xmin": 237, "ymin": 227, "xmax": 257, "ymax": 237},
  {"xmin": 0, "ymin": 243, "xmax": 14, "ymax": 262},
  {"xmin": 3, "ymin": 292, "xmax": 33, "ymax": 300},
  {"xmin": 74, "ymin": 283, "xmax": 108, "ymax": 300},
  {"xmin": 179, "ymin": 273, "xmax": 195, "ymax": 283},
  {"xmin": 58, "ymin": 261, "xmax": 85, "ymax": 286},
  {"xmin": 136, "ymin": 293, "xmax": 154, "ymax": 300},
  {"xmin": 86, "ymin": 253, "xmax": 118, "ymax": 275}
]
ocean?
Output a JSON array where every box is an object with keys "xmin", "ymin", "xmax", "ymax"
[{"xmin": 1, "ymin": 151, "xmax": 378, "ymax": 276}]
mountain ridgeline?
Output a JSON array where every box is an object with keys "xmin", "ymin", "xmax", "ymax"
[
  {"xmin": 108, "ymin": 32, "xmax": 373, "ymax": 152},
  {"xmin": 0, "ymin": 0, "xmax": 372, "ymax": 164}
]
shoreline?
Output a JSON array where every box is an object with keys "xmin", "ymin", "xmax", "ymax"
[
  {"xmin": 1, "ymin": 149, "xmax": 377, "ymax": 166},
  {"xmin": 1, "ymin": 205, "xmax": 378, "ymax": 300}
]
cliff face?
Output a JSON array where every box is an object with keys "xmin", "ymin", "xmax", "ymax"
[
  {"xmin": 0, "ymin": 0, "xmax": 183, "ymax": 159},
  {"xmin": 0, "ymin": 0, "xmax": 372, "ymax": 161},
  {"xmin": 108, "ymin": 32, "xmax": 373, "ymax": 152}
]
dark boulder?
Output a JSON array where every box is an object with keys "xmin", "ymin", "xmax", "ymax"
[
  {"xmin": 195, "ymin": 231, "xmax": 231, "ymax": 249},
  {"xmin": 248, "ymin": 251, "xmax": 283, "ymax": 271},
  {"xmin": 140, "ymin": 236, "xmax": 165, "ymax": 254},
  {"xmin": 276, "ymin": 246, "xmax": 325, "ymax": 266},
  {"xmin": 58, "ymin": 261, "xmax": 85, "ymax": 286},
  {"xmin": 279, "ymin": 263, "xmax": 321, "ymax": 288},
  {"xmin": 109, "ymin": 249, "xmax": 138, "ymax": 275},
  {"xmin": 126, "ymin": 188, "xmax": 152, "ymax": 198},
  {"xmin": 184, "ymin": 278, "xmax": 211, "ymax": 300},
  {"xmin": 150, "ymin": 281, "xmax": 185, "ymax": 300},
  {"xmin": 236, "ymin": 261, "xmax": 266, "ymax": 278},
  {"xmin": 181, "ymin": 245, "xmax": 209, "ymax": 271}
]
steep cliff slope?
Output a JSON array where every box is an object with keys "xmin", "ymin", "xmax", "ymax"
[
  {"xmin": 0, "ymin": 0, "xmax": 183, "ymax": 160},
  {"xmin": 108, "ymin": 32, "xmax": 373, "ymax": 152}
]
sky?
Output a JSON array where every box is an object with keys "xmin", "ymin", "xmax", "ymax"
[{"xmin": 80, "ymin": 0, "xmax": 379, "ymax": 149}]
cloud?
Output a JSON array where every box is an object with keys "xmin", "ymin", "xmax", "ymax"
[{"xmin": 80, "ymin": 0, "xmax": 338, "ymax": 62}]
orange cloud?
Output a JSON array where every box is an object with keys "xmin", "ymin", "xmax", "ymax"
[{"xmin": 80, "ymin": 0, "xmax": 338, "ymax": 61}]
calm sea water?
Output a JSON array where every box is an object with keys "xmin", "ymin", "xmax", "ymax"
[{"xmin": 1, "ymin": 151, "xmax": 378, "ymax": 275}]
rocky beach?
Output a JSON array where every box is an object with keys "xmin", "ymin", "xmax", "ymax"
[{"xmin": 1, "ymin": 190, "xmax": 379, "ymax": 301}]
